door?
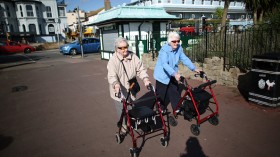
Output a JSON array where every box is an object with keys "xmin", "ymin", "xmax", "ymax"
[
  {"xmin": 87, "ymin": 38, "xmax": 100, "ymax": 52},
  {"xmin": 102, "ymin": 29, "xmax": 118, "ymax": 59},
  {"xmin": 8, "ymin": 41, "xmax": 22, "ymax": 53}
]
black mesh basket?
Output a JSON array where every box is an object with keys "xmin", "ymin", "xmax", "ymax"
[{"xmin": 182, "ymin": 89, "xmax": 212, "ymax": 118}]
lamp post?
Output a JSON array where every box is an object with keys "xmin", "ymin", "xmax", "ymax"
[
  {"xmin": 56, "ymin": 18, "xmax": 60, "ymax": 48},
  {"xmin": 6, "ymin": 23, "xmax": 10, "ymax": 41},
  {"xmin": 74, "ymin": 6, "xmax": 84, "ymax": 58}
]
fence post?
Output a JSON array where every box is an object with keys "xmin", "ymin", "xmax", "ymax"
[
  {"xmin": 223, "ymin": 25, "xmax": 227, "ymax": 71},
  {"xmin": 135, "ymin": 35, "xmax": 139, "ymax": 58},
  {"xmin": 150, "ymin": 37, "xmax": 155, "ymax": 61},
  {"xmin": 205, "ymin": 29, "xmax": 208, "ymax": 59}
]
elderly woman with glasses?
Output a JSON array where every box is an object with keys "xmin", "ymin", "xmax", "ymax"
[
  {"xmin": 107, "ymin": 37, "xmax": 151, "ymax": 133},
  {"xmin": 153, "ymin": 31, "xmax": 201, "ymax": 115}
]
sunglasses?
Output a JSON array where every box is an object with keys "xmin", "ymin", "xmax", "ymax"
[
  {"xmin": 171, "ymin": 40, "xmax": 180, "ymax": 43},
  {"xmin": 118, "ymin": 46, "xmax": 128, "ymax": 50}
]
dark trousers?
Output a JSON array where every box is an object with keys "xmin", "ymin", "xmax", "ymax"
[{"xmin": 156, "ymin": 77, "xmax": 180, "ymax": 111}]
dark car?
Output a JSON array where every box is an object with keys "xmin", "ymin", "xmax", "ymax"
[
  {"xmin": 0, "ymin": 40, "xmax": 36, "ymax": 54},
  {"xmin": 59, "ymin": 37, "xmax": 100, "ymax": 55}
]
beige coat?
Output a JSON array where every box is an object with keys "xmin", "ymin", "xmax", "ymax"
[{"xmin": 107, "ymin": 51, "xmax": 149, "ymax": 101}]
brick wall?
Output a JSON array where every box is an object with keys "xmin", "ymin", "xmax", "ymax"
[{"xmin": 142, "ymin": 53, "xmax": 242, "ymax": 87}]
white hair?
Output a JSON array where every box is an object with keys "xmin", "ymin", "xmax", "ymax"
[
  {"xmin": 114, "ymin": 37, "xmax": 129, "ymax": 50},
  {"xmin": 167, "ymin": 32, "xmax": 180, "ymax": 43}
]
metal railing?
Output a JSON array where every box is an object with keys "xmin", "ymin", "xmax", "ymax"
[{"xmin": 183, "ymin": 25, "xmax": 280, "ymax": 71}]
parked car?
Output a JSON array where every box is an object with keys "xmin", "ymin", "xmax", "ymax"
[
  {"xmin": 60, "ymin": 38, "xmax": 100, "ymax": 55},
  {"xmin": 0, "ymin": 40, "xmax": 36, "ymax": 54}
]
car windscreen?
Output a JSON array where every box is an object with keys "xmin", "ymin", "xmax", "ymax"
[
  {"xmin": 0, "ymin": 42, "xmax": 7, "ymax": 46},
  {"xmin": 70, "ymin": 40, "xmax": 78, "ymax": 44}
]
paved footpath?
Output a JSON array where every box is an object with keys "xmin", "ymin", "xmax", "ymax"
[{"xmin": 0, "ymin": 52, "xmax": 280, "ymax": 157}]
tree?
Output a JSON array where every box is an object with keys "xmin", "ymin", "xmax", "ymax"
[
  {"xmin": 214, "ymin": 7, "xmax": 223, "ymax": 19},
  {"xmin": 244, "ymin": 0, "xmax": 280, "ymax": 25},
  {"xmin": 244, "ymin": 0, "xmax": 261, "ymax": 25},
  {"xmin": 221, "ymin": 0, "xmax": 230, "ymax": 33}
]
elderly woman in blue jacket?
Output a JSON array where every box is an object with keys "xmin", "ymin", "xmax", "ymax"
[{"xmin": 154, "ymin": 31, "xmax": 200, "ymax": 114}]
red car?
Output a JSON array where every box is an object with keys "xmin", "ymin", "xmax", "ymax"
[{"xmin": 0, "ymin": 40, "xmax": 36, "ymax": 54}]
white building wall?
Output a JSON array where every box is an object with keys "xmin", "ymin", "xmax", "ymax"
[{"xmin": 0, "ymin": 0, "xmax": 67, "ymax": 41}]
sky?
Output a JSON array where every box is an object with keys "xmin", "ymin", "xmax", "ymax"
[{"xmin": 65, "ymin": 0, "xmax": 134, "ymax": 12}]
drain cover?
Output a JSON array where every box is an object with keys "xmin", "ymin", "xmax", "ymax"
[{"xmin": 12, "ymin": 86, "xmax": 28, "ymax": 92}]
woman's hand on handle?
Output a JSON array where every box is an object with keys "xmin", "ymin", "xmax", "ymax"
[
  {"xmin": 143, "ymin": 78, "xmax": 151, "ymax": 87},
  {"xmin": 194, "ymin": 68, "xmax": 202, "ymax": 73},
  {"xmin": 114, "ymin": 83, "xmax": 120, "ymax": 93},
  {"xmin": 174, "ymin": 73, "xmax": 181, "ymax": 82}
]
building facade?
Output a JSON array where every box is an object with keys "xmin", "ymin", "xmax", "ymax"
[
  {"xmin": 0, "ymin": 0, "xmax": 67, "ymax": 42},
  {"xmin": 129, "ymin": 0, "xmax": 247, "ymax": 18},
  {"xmin": 127, "ymin": 0, "xmax": 252, "ymax": 27}
]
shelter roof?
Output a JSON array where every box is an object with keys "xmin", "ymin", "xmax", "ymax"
[{"xmin": 90, "ymin": 6, "xmax": 179, "ymax": 26}]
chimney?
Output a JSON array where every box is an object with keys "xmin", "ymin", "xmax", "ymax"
[{"xmin": 104, "ymin": 0, "xmax": 111, "ymax": 10}]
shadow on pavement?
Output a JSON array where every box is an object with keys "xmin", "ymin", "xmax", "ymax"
[
  {"xmin": 0, "ymin": 135, "xmax": 13, "ymax": 151},
  {"xmin": 0, "ymin": 54, "xmax": 47, "ymax": 64},
  {"xmin": 0, "ymin": 54, "xmax": 49, "ymax": 69},
  {"xmin": 180, "ymin": 136, "xmax": 208, "ymax": 157}
]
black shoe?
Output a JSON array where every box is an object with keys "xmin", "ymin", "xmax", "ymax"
[
  {"xmin": 159, "ymin": 105, "xmax": 167, "ymax": 114},
  {"xmin": 174, "ymin": 109, "xmax": 183, "ymax": 116}
]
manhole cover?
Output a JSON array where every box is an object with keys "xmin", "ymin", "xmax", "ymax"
[{"xmin": 12, "ymin": 86, "xmax": 28, "ymax": 92}]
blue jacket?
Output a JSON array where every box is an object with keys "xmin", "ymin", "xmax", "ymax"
[{"xmin": 153, "ymin": 43, "xmax": 195, "ymax": 85}]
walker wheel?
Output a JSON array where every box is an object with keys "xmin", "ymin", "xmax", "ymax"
[
  {"xmin": 208, "ymin": 115, "xmax": 219, "ymax": 126},
  {"xmin": 169, "ymin": 115, "xmax": 178, "ymax": 127},
  {"xmin": 129, "ymin": 148, "xmax": 139, "ymax": 157},
  {"xmin": 190, "ymin": 124, "xmax": 200, "ymax": 136},
  {"xmin": 115, "ymin": 133, "xmax": 121, "ymax": 144},
  {"xmin": 115, "ymin": 133, "xmax": 124, "ymax": 144},
  {"xmin": 160, "ymin": 137, "xmax": 169, "ymax": 147}
]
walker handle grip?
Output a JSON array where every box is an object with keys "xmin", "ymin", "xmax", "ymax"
[
  {"xmin": 194, "ymin": 71, "xmax": 205, "ymax": 78},
  {"xmin": 115, "ymin": 91, "xmax": 121, "ymax": 98},
  {"xmin": 197, "ymin": 80, "xmax": 217, "ymax": 89},
  {"xmin": 180, "ymin": 76, "xmax": 185, "ymax": 82}
]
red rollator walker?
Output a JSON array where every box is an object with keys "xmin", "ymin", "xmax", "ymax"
[
  {"xmin": 169, "ymin": 71, "xmax": 219, "ymax": 136},
  {"xmin": 115, "ymin": 83, "xmax": 169, "ymax": 157}
]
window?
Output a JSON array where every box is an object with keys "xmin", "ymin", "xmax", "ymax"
[
  {"xmin": 6, "ymin": 5, "xmax": 10, "ymax": 17},
  {"xmin": 36, "ymin": 6, "xmax": 40, "ymax": 17},
  {"xmin": 0, "ymin": 42, "xmax": 7, "ymax": 46},
  {"xmin": 178, "ymin": 14, "xmax": 182, "ymax": 18},
  {"xmin": 227, "ymin": 14, "xmax": 231, "ymax": 19},
  {"xmin": 22, "ymin": 24, "xmax": 26, "ymax": 32},
  {"xmin": 248, "ymin": 15, "xmax": 251, "ymax": 19},
  {"xmin": 0, "ymin": 6, "xmax": 3, "ymax": 17},
  {"xmin": 10, "ymin": 24, "xmax": 13, "ymax": 32},
  {"xmin": 29, "ymin": 24, "xmax": 36, "ymax": 33},
  {"xmin": 10, "ymin": 41, "xmax": 18, "ymax": 46},
  {"xmin": 48, "ymin": 24, "xmax": 55, "ymax": 34},
  {"xmin": 26, "ymin": 5, "xmax": 34, "ymax": 17},
  {"xmin": 39, "ymin": 24, "xmax": 42, "ymax": 34},
  {"xmin": 58, "ymin": 7, "xmax": 65, "ymax": 17},
  {"xmin": 20, "ymin": 5, "xmax": 23, "ymax": 17},
  {"xmin": 46, "ymin": 6, "xmax": 52, "ymax": 17},
  {"xmin": 192, "ymin": 14, "xmax": 195, "ymax": 19}
]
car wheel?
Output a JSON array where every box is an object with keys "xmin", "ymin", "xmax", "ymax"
[
  {"xmin": 70, "ymin": 48, "xmax": 77, "ymax": 55},
  {"xmin": 24, "ymin": 48, "xmax": 31, "ymax": 54}
]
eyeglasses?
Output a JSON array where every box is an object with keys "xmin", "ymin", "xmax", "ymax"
[
  {"xmin": 118, "ymin": 46, "xmax": 128, "ymax": 50},
  {"xmin": 171, "ymin": 40, "xmax": 180, "ymax": 43}
]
